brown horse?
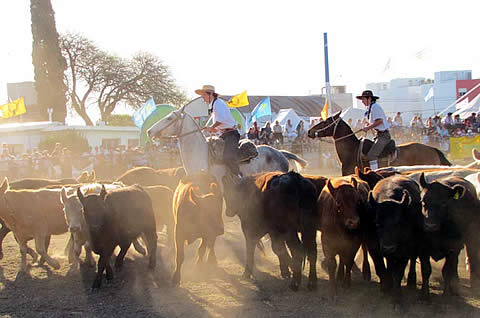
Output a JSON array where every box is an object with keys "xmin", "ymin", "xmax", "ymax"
[{"xmin": 307, "ymin": 112, "xmax": 451, "ymax": 176}]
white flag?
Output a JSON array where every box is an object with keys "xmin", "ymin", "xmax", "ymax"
[{"xmin": 424, "ymin": 87, "xmax": 434, "ymax": 102}]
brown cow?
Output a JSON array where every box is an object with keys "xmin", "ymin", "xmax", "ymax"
[
  {"xmin": 0, "ymin": 170, "xmax": 95, "ymax": 259},
  {"xmin": 223, "ymin": 171, "xmax": 318, "ymax": 291},
  {"xmin": 77, "ymin": 184, "xmax": 157, "ymax": 291},
  {"xmin": 0, "ymin": 178, "xmax": 68, "ymax": 272},
  {"xmin": 144, "ymin": 185, "xmax": 174, "ymax": 245},
  {"xmin": 172, "ymin": 172, "xmax": 223, "ymax": 285},
  {"xmin": 116, "ymin": 166, "xmax": 186, "ymax": 189},
  {"xmin": 318, "ymin": 176, "xmax": 369, "ymax": 300}
]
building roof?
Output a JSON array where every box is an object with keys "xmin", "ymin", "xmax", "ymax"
[{"xmin": 218, "ymin": 95, "xmax": 343, "ymax": 117}]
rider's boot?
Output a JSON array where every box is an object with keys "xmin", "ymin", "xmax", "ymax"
[{"xmin": 369, "ymin": 160, "xmax": 378, "ymax": 170}]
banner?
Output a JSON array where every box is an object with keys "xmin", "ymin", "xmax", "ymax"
[
  {"xmin": 132, "ymin": 97, "xmax": 156, "ymax": 128},
  {"xmin": 424, "ymin": 87, "xmax": 434, "ymax": 102},
  {"xmin": 227, "ymin": 91, "xmax": 249, "ymax": 108},
  {"xmin": 449, "ymin": 135, "xmax": 480, "ymax": 160},
  {"xmin": 0, "ymin": 97, "xmax": 26, "ymax": 118}
]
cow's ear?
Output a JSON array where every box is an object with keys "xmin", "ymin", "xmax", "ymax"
[
  {"xmin": 327, "ymin": 179, "xmax": 335, "ymax": 196},
  {"xmin": 209, "ymin": 182, "xmax": 218, "ymax": 193},
  {"xmin": 90, "ymin": 170, "xmax": 96, "ymax": 182},
  {"xmin": 364, "ymin": 167, "xmax": 371, "ymax": 173},
  {"xmin": 400, "ymin": 190, "xmax": 411, "ymax": 208},
  {"xmin": 0, "ymin": 177, "xmax": 8, "ymax": 194},
  {"xmin": 473, "ymin": 148, "xmax": 480, "ymax": 162},
  {"xmin": 60, "ymin": 187, "xmax": 68, "ymax": 204},
  {"xmin": 451, "ymin": 184, "xmax": 465, "ymax": 200},
  {"xmin": 355, "ymin": 166, "xmax": 360, "ymax": 176},
  {"xmin": 419, "ymin": 173, "xmax": 429, "ymax": 189},
  {"xmin": 100, "ymin": 185, "xmax": 107, "ymax": 200},
  {"xmin": 368, "ymin": 191, "xmax": 376, "ymax": 209},
  {"xmin": 351, "ymin": 177, "xmax": 358, "ymax": 188},
  {"xmin": 77, "ymin": 187, "xmax": 84, "ymax": 203}
]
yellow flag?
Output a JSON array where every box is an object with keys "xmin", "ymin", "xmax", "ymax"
[
  {"xmin": 320, "ymin": 98, "xmax": 329, "ymax": 120},
  {"xmin": 14, "ymin": 97, "xmax": 26, "ymax": 116},
  {"xmin": 227, "ymin": 91, "xmax": 249, "ymax": 108},
  {"xmin": 0, "ymin": 97, "xmax": 27, "ymax": 118}
]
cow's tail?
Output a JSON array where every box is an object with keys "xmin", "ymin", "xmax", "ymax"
[
  {"xmin": 434, "ymin": 147, "xmax": 452, "ymax": 166},
  {"xmin": 280, "ymin": 150, "xmax": 308, "ymax": 172}
]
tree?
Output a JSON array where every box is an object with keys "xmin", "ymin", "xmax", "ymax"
[
  {"xmin": 61, "ymin": 33, "xmax": 187, "ymax": 125},
  {"xmin": 31, "ymin": 0, "xmax": 68, "ymax": 122},
  {"xmin": 108, "ymin": 114, "xmax": 135, "ymax": 126}
]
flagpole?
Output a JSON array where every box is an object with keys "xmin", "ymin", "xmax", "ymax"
[{"xmin": 324, "ymin": 33, "xmax": 331, "ymax": 116}]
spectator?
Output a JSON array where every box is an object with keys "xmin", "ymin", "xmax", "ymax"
[
  {"xmin": 259, "ymin": 122, "xmax": 273, "ymax": 144},
  {"xmin": 284, "ymin": 119, "xmax": 297, "ymax": 141},
  {"xmin": 247, "ymin": 127, "xmax": 258, "ymax": 143},
  {"xmin": 354, "ymin": 119, "xmax": 363, "ymax": 131},
  {"xmin": 393, "ymin": 112, "xmax": 403, "ymax": 127},
  {"xmin": 443, "ymin": 112, "xmax": 454, "ymax": 130},
  {"xmin": 296, "ymin": 120, "xmax": 306, "ymax": 139},
  {"xmin": 347, "ymin": 118, "xmax": 353, "ymax": 127},
  {"xmin": 272, "ymin": 120, "xmax": 284, "ymax": 145}
]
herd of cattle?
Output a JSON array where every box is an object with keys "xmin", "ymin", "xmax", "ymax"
[{"xmin": 1, "ymin": 151, "xmax": 480, "ymax": 308}]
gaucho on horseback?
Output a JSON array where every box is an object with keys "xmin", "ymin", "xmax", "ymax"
[
  {"xmin": 357, "ymin": 90, "xmax": 391, "ymax": 170},
  {"xmin": 195, "ymin": 85, "xmax": 242, "ymax": 178}
]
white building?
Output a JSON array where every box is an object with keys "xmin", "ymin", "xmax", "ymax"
[
  {"xmin": 366, "ymin": 70, "xmax": 472, "ymax": 123},
  {"xmin": 0, "ymin": 122, "xmax": 140, "ymax": 154}
]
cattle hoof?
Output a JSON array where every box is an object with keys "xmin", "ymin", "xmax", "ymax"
[
  {"xmin": 242, "ymin": 270, "xmax": 253, "ymax": 279},
  {"xmin": 281, "ymin": 271, "xmax": 291, "ymax": 279},
  {"xmin": 289, "ymin": 281, "xmax": 300, "ymax": 292},
  {"xmin": 50, "ymin": 260, "xmax": 61, "ymax": 270},
  {"xmin": 37, "ymin": 257, "xmax": 46, "ymax": 266}
]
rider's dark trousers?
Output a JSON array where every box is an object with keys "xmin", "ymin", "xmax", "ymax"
[
  {"xmin": 220, "ymin": 129, "xmax": 241, "ymax": 176},
  {"xmin": 367, "ymin": 130, "xmax": 391, "ymax": 161}
]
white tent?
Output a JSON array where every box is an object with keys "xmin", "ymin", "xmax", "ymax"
[
  {"xmin": 273, "ymin": 108, "xmax": 302, "ymax": 129},
  {"xmin": 453, "ymin": 94, "xmax": 480, "ymax": 119},
  {"xmin": 341, "ymin": 107, "xmax": 365, "ymax": 124}
]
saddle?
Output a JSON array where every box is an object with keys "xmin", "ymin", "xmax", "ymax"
[
  {"xmin": 358, "ymin": 138, "xmax": 398, "ymax": 165},
  {"xmin": 207, "ymin": 137, "xmax": 258, "ymax": 164}
]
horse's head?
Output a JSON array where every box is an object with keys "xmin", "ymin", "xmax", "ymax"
[
  {"xmin": 307, "ymin": 111, "xmax": 341, "ymax": 139},
  {"xmin": 147, "ymin": 104, "xmax": 187, "ymax": 140}
]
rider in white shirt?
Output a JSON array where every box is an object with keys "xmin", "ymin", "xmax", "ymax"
[
  {"xmin": 358, "ymin": 90, "xmax": 391, "ymax": 170},
  {"xmin": 196, "ymin": 85, "xmax": 241, "ymax": 177}
]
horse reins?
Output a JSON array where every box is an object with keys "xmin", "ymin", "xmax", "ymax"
[{"xmin": 154, "ymin": 109, "xmax": 206, "ymax": 139}]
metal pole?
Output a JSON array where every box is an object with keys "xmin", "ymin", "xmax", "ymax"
[{"xmin": 324, "ymin": 33, "xmax": 330, "ymax": 104}]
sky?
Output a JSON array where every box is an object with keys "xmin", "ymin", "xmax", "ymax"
[{"xmin": 1, "ymin": 0, "xmax": 480, "ymax": 122}]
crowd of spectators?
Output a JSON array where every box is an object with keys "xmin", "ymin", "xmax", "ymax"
[
  {"xmin": 245, "ymin": 119, "xmax": 311, "ymax": 147},
  {"xmin": 0, "ymin": 141, "xmax": 179, "ymax": 181}
]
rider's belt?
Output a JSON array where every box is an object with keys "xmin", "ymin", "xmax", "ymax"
[{"xmin": 375, "ymin": 129, "xmax": 389, "ymax": 134}]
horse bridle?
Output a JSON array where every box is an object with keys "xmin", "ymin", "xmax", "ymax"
[
  {"xmin": 153, "ymin": 108, "xmax": 205, "ymax": 139},
  {"xmin": 313, "ymin": 116, "xmax": 362, "ymax": 143}
]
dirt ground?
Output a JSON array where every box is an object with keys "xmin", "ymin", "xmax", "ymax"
[
  {"xmin": 1, "ymin": 163, "xmax": 480, "ymax": 317},
  {"xmin": 0, "ymin": 216, "xmax": 479, "ymax": 318}
]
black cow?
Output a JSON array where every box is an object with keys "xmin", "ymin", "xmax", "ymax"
[
  {"xmin": 222, "ymin": 171, "xmax": 318, "ymax": 291},
  {"xmin": 77, "ymin": 184, "xmax": 157, "ymax": 291},
  {"xmin": 419, "ymin": 173, "xmax": 480, "ymax": 294},
  {"xmin": 367, "ymin": 175, "xmax": 430, "ymax": 306}
]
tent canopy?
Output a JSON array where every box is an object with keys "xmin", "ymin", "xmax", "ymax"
[
  {"xmin": 273, "ymin": 108, "xmax": 302, "ymax": 129},
  {"xmin": 453, "ymin": 94, "xmax": 480, "ymax": 119},
  {"xmin": 140, "ymin": 104, "xmax": 176, "ymax": 146}
]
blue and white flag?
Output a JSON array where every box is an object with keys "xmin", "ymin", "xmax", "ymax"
[
  {"xmin": 132, "ymin": 97, "xmax": 156, "ymax": 128},
  {"xmin": 249, "ymin": 97, "xmax": 271, "ymax": 126}
]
